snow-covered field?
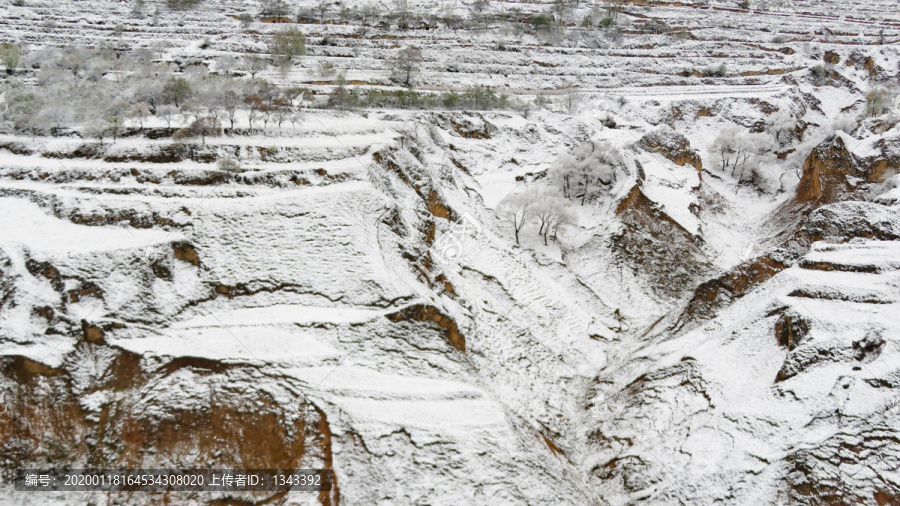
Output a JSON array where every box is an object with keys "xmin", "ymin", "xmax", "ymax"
[{"xmin": 0, "ymin": 0, "xmax": 898, "ymax": 505}]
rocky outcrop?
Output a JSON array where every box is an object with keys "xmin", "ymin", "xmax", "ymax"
[
  {"xmin": 386, "ymin": 304, "xmax": 465, "ymax": 352},
  {"xmin": 612, "ymin": 185, "xmax": 712, "ymax": 299},
  {"xmin": 679, "ymin": 253, "xmax": 790, "ymax": 326},
  {"xmin": 800, "ymin": 201, "xmax": 900, "ymax": 242},
  {"xmin": 784, "ymin": 428, "xmax": 900, "ymax": 504},
  {"xmin": 796, "ymin": 135, "xmax": 865, "ymax": 203},
  {"xmin": 774, "ymin": 311, "xmax": 810, "ymax": 350},
  {"xmin": 0, "ymin": 342, "xmax": 338, "ymax": 505},
  {"xmin": 678, "ymin": 136, "xmax": 900, "ymax": 326},
  {"xmin": 436, "ymin": 113, "xmax": 494, "ymax": 139},
  {"xmin": 796, "ymin": 134, "xmax": 899, "ymax": 205},
  {"xmin": 845, "ymin": 51, "xmax": 883, "ymax": 78},
  {"xmin": 679, "ymin": 199, "xmax": 900, "ymax": 327},
  {"xmin": 637, "ymin": 127, "xmax": 703, "ymax": 174},
  {"xmin": 173, "ymin": 242, "xmax": 201, "ymax": 266}
]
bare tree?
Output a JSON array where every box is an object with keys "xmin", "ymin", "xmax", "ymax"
[
  {"xmin": 37, "ymin": 106, "xmax": 74, "ymax": 135},
  {"xmin": 271, "ymin": 98, "xmax": 293, "ymax": 128},
  {"xmin": 709, "ymin": 127, "xmax": 775, "ymax": 180},
  {"xmin": 197, "ymin": 83, "xmax": 225, "ymax": 126},
  {"xmin": 174, "ymin": 116, "xmax": 221, "ymax": 145},
  {"xmin": 239, "ymin": 55, "xmax": 269, "ymax": 79},
  {"xmin": 865, "ymin": 88, "xmax": 889, "ymax": 117},
  {"xmin": 215, "ymin": 55, "xmax": 237, "ymax": 76},
  {"xmin": 131, "ymin": 80, "xmax": 164, "ymax": 108},
  {"xmin": 192, "ymin": 116, "xmax": 222, "ymax": 144},
  {"xmin": 85, "ymin": 119, "xmax": 109, "ymax": 145},
  {"xmin": 129, "ymin": 102, "xmax": 151, "ymax": 130},
  {"xmin": 532, "ymin": 188, "xmax": 571, "ymax": 245},
  {"xmin": 549, "ymin": 155, "xmax": 576, "ymax": 199},
  {"xmin": 156, "ymin": 104, "xmax": 179, "ymax": 129},
  {"xmin": 107, "ymin": 114, "xmax": 126, "ymax": 143},
  {"xmin": 563, "ymin": 90, "xmax": 585, "ymax": 115},
  {"xmin": 245, "ymin": 94, "xmax": 264, "ymax": 129},
  {"xmin": 391, "ymin": 46, "xmax": 423, "ymax": 86},
  {"xmin": 766, "ymin": 109, "xmax": 795, "ymax": 144},
  {"xmin": 709, "ymin": 128, "xmax": 737, "ymax": 171},
  {"xmin": 58, "ymin": 47, "xmax": 87, "ymax": 79},
  {"xmin": 498, "ymin": 190, "xmax": 536, "ymax": 244},
  {"xmin": 102, "ymin": 101, "xmax": 129, "ymax": 143},
  {"xmin": 549, "ymin": 201, "xmax": 576, "ymax": 242},
  {"xmin": 221, "ymin": 85, "xmax": 244, "ymax": 130}
]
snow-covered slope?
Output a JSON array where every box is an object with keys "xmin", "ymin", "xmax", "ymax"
[{"xmin": 0, "ymin": 0, "xmax": 899, "ymax": 505}]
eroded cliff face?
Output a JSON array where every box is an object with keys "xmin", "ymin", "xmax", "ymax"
[
  {"xmin": 796, "ymin": 135, "xmax": 865, "ymax": 204},
  {"xmin": 1, "ymin": 14, "xmax": 899, "ymax": 500},
  {"xmin": 612, "ymin": 185, "xmax": 713, "ymax": 300},
  {"xmin": 585, "ymin": 129, "xmax": 900, "ymax": 504},
  {"xmin": 0, "ymin": 109, "xmax": 604, "ymax": 505},
  {"xmin": 386, "ymin": 305, "xmax": 465, "ymax": 353},
  {"xmin": 676, "ymin": 133, "xmax": 900, "ymax": 328},
  {"xmin": 0, "ymin": 341, "xmax": 339, "ymax": 505},
  {"xmin": 797, "ymin": 133, "xmax": 900, "ymax": 205},
  {"xmin": 637, "ymin": 128, "xmax": 703, "ymax": 174}
]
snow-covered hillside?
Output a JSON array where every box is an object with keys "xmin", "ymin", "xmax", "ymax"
[{"xmin": 0, "ymin": 0, "xmax": 898, "ymax": 504}]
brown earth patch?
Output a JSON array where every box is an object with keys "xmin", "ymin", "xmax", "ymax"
[
  {"xmin": 0, "ymin": 343, "xmax": 338, "ymax": 504},
  {"xmin": 385, "ymin": 304, "xmax": 465, "ymax": 352},
  {"xmin": 173, "ymin": 242, "xmax": 201, "ymax": 266}
]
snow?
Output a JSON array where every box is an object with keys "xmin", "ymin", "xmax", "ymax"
[
  {"xmin": 172, "ymin": 303, "xmax": 389, "ymax": 327},
  {"xmin": 0, "ymin": 198, "xmax": 177, "ymax": 252},
  {"xmin": 1, "ymin": 0, "xmax": 900, "ymax": 503}
]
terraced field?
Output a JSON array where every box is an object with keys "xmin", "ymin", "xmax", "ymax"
[{"xmin": 0, "ymin": 0, "xmax": 899, "ymax": 505}]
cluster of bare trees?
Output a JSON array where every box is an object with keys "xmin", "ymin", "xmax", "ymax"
[
  {"xmin": 0, "ymin": 41, "xmax": 316, "ymax": 142},
  {"xmin": 549, "ymin": 139, "xmax": 624, "ymax": 204},
  {"xmin": 496, "ymin": 139, "xmax": 627, "ymax": 245},
  {"xmin": 498, "ymin": 187, "xmax": 576, "ymax": 245},
  {"xmin": 708, "ymin": 126, "xmax": 778, "ymax": 181}
]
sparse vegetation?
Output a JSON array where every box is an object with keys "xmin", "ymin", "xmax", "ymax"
[
  {"xmin": 237, "ymin": 13, "xmax": 254, "ymax": 28},
  {"xmin": 864, "ymin": 88, "xmax": 890, "ymax": 117},
  {"xmin": 1, "ymin": 3, "xmax": 900, "ymax": 504},
  {"xmin": 269, "ymin": 27, "xmax": 306, "ymax": 66},
  {"xmin": 497, "ymin": 186, "xmax": 575, "ymax": 245},
  {"xmin": 709, "ymin": 126, "xmax": 776, "ymax": 181},
  {"xmin": 704, "ymin": 63, "xmax": 727, "ymax": 77},
  {"xmin": 260, "ymin": 0, "xmax": 290, "ymax": 18},
  {"xmin": 391, "ymin": 46, "xmax": 423, "ymax": 87},
  {"xmin": 166, "ymin": 0, "xmax": 202, "ymax": 10},
  {"xmin": 550, "ymin": 140, "xmax": 624, "ymax": 204},
  {"xmin": 497, "ymin": 191, "xmax": 534, "ymax": 245},
  {"xmin": 643, "ymin": 18, "xmax": 671, "ymax": 34},
  {"xmin": 0, "ymin": 44, "xmax": 20, "ymax": 74},
  {"xmin": 0, "ymin": 41, "xmax": 539, "ymax": 145},
  {"xmin": 217, "ymin": 156, "xmax": 243, "ymax": 172},
  {"xmin": 810, "ymin": 64, "xmax": 828, "ymax": 85},
  {"xmin": 531, "ymin": 13, "xmax": 554, "ymax": 31},
  {"xmin": 173, "ymin": 116, "xmax": 222, "ymax": 144}
]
